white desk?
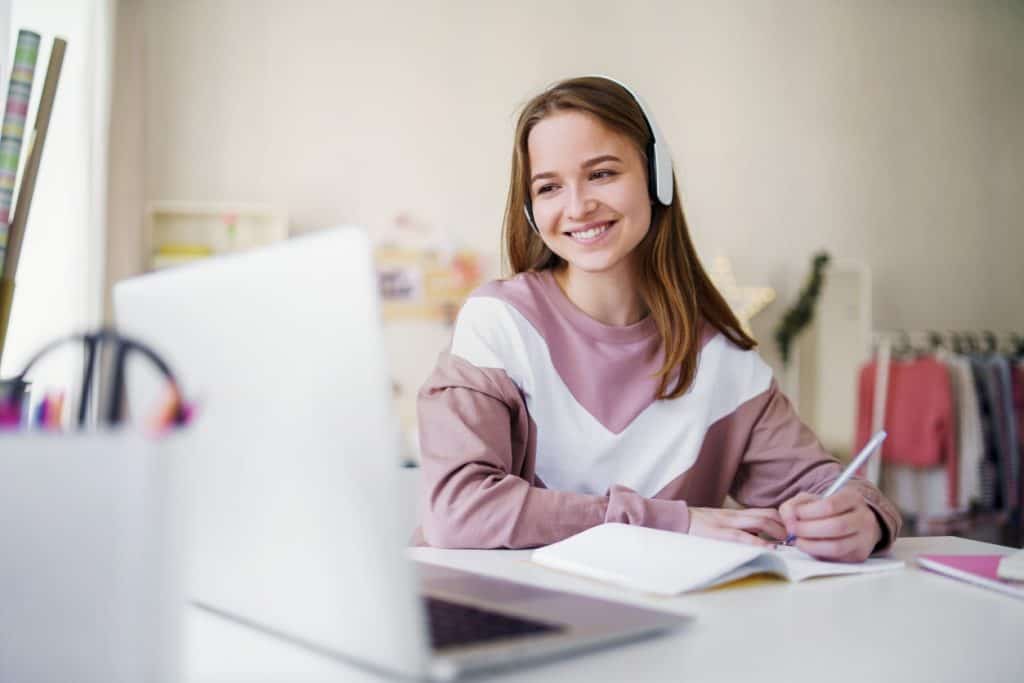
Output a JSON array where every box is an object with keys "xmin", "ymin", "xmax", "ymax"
[{"xmin": 187, "ymin": 536, "xmax": 1023, "ymax": 683}]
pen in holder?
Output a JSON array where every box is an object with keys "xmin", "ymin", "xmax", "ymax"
[
  {"xmin": 0, "ymin": 327, "xmax": 193, "ymax": 683},
  {"xmin": 0, "ymin": 374, "xmax": 28, "ymax": 428},
  {"xmin": 0, "ymin": 327, "xmax": 195, "ymax": 433}
]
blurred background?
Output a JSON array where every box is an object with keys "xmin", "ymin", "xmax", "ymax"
[{"xmin": 1, "ymin": 0, "xmax": 1021, "ymax": 540}]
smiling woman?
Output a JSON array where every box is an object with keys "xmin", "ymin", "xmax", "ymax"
[
  {"xmin": 507, "ymin": 77, "xmax": 751, "ymax": 397},
  {"xmin": 415, "ymin": 76, "xmax": 902, "ymax": 563}
]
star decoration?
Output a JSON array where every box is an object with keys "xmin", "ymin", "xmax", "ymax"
[{"xmin": 707, "ymin": 255, "xmax": 776, "ymax": 334}]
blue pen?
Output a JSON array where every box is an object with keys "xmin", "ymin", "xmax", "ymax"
[{"xmin": 783, "ymin": 429, "xmax": 888, "ymax": 546}]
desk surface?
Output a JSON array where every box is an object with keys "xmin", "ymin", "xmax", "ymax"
[{"xmin": 187, "ymin": 536, "xmax": 1023, "ymax": 683}]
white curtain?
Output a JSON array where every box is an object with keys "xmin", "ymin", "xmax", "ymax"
[{"xmin": 0, "ymin": 0, "xmax": 113, "ymax": 389}]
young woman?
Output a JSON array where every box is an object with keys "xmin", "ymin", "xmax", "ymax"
[{"xmin": 415, "ymin": 76, "xmax": 900, "ymax": 562}]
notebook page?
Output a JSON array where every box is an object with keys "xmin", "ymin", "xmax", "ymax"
[
  {"xmin": 701, "ymin": 554, "xmax": 788, "ymax": 590},
  {"xmin": 772, "ymin": 545, "xmax": 905, "ymax": 581},
  {"xmin": 531, "ymin": 524, "xmax": 905, "ymax": 595},
  {"xmin": 531, "ymin": 523, "xmax": 769, "ymax": 595}
]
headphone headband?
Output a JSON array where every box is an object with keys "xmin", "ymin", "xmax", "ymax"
[
  {"xmin": 587, "ymin": 75, "xmax": 674, "ymax": 206},
  {"xmin": 524, "ymin": 75, "xmax": 674, "ymax": 233}
]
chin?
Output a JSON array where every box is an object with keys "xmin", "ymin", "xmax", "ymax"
[{"xmin": 563, "ymin": 253, "xmax": 627, "ymax": 275}]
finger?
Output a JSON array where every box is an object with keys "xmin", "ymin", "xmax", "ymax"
[
  {"xmin": 779, "ymin": 492, "xmax": 818, "ymax": 516},
  {"xmin": 793, "ymin": 510, "xmax": 862, "ymax": 540},
  {"xmin": 727, "ymin": 508, "xmax": 785, "ymax": 533},
  {"xmin": 719, "ymin": 528, "xmax": 771, "ymax": 547},
  {"xmin": 737, "ymin": 508, "xmax": 785, "ymax": 524},
  {"xmin": 779, "ymin": 492, "xmax": 819, "ymax": 533},
  {"xmin": 704, "ymin": 524, "xmax": 771, "ymax": 547},
  {"xmin": 795, "ymin": 490, "xmax": 860, "ymax": 521},
  {"xmin": 729, "ymin": 507, "xmax": 782, "ymax": 528},
  {"xmin": 729, "ymin": 514, "xmax": 788, "ymax": 541},
  {"xmin": 794, "ymin": 533, "xmax": 866, "ymax": 563}
]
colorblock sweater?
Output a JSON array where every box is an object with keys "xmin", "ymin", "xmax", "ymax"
[{"xmin": 416, "ymin": 270, "xmax": 901, "ymax": 549}]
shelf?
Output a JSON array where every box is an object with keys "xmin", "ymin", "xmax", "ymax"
[{"xmin": 145, "ymin": 201, "xmax": 288, "ymax": 272}]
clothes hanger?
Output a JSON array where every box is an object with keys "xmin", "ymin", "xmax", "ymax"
[
  {"xmin": 950, "ymin": 331, "xmax": 964, "ymax": 355},
  {"xmin": 1003, "ymin": 332, "xmax": 1023, "ymax": 358},
  {"xmin": 982, "ymin": 330, "xmax": 998, "ymax": 354},
  {"xmin": 892, "ymin": 331, "xmax": 913, "ymax": 360}
]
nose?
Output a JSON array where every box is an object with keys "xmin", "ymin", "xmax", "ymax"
[{"xmin": 566, "ymin": 184, "xmax": 597, "ymax": 222}]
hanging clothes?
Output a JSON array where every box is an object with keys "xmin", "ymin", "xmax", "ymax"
[
  {"xmin": 1016, "ymin": 362, "xmax": 1024, "ymax": 510},
  {"xmin": 857, "ymin": 338, "xmax": 1022, "ymax": 540},
  {"xmin": 977, "ymin": 357, "xmax": 1019, "ymax": 512},
  {"xmin": 939, "ymin": 351, "xmax": 984, "ymax": 509},
  {"xmin": 856, "ymin": 355, "xmax": 957, "ymax": 509},
  {"xmin": 990, "ymin": 357, "xmax": 1020, "ymax": 512},
  {"xmin": 970, "ymin": 356, "xmax": 1001, "ymax": 511}
]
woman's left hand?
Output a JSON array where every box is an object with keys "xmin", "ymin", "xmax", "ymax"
[{"xmin": 779, "ymin": 488, "xmax": 882, "ymax": 563}]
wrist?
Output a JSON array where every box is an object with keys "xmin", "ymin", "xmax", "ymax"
[{"xmin": 868, "ymin": 506, "xmax": 887, "ymax": 552}]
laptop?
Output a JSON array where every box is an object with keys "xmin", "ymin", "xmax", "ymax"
[{"xmin": 113, "ymin": 226, "xmax": 689, "ymax": 679}]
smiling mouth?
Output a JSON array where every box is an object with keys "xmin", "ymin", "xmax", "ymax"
[{"xmin": 565, "ymin": 221, "xmax": 615, "ymax": 241}]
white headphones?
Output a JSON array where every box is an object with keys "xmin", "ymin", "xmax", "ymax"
[{"xmin": 523, "ymin": 75, "xmax": 674, "ymax": 233}]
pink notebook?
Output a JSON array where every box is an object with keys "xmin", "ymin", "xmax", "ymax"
[{"xmin": 917, "ymin": 555, "xmax": 1024, "ymax": 599}]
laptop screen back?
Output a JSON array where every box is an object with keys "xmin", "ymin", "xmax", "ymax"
[{"xmin": 114, "ymin": 227, "xmax": 429, "ymax": 676}]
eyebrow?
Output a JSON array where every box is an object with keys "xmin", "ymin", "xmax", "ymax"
[{"xmin": 530, "ymin": 155, "xmax": 623, "ymax": 184}]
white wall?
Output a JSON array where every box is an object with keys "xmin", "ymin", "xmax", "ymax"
[
  {"xmin": 0, "ymin": 1, "xmax": 10, "ymax": 85},
  {"xmin": 104, "ymin": 0, "xmax": 144, "ymax": 317},
  {"xmin": 107, "ymin": 0, "xmax": 1024, "ymax": 444}
]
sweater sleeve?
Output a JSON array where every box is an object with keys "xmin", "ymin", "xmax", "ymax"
[
  {"xmin": 416, "ymin": 352, "xmax": 691, "ymax": 549},
  {"xmin": 730, "ymin": 379, "xmax": 903, "ymax": 551}
]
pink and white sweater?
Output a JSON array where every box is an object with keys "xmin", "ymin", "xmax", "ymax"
[{"xmin": 416, "ymin": 270, "xmax": 901, "ymax": 549}]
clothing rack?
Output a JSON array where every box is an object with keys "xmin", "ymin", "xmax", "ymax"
[
  {"xmin": 871, "ymin": 329, "xmax": 1024, "ymax": 357},
  {"xmin": 865, "ymin": 329, "xmax": 1023, "ymax": 546}
]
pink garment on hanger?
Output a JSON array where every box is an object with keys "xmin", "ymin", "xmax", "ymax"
[{"xmin": 856, "ymin": 357, "xmax": 957, "ymax": 507}]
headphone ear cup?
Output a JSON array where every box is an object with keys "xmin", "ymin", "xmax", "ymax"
[
  {"xmin": 647, "ymin": 139, "xmax": 659, "ymax": 203},
  {"xmin": 651, "ymin": 139, "xmax": 673, "ymax": 205}
]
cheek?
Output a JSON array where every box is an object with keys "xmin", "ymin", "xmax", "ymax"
[
  {"xmin": 531, "ymin": 177, "xmax": 652, "ymax": 234},
  {"xmin": 607, "ymin": 179, "xmax": 651, "ymax": 229},
  {"xmin": 532, "ymin": 200, "xmax": 561, "ymax": 235}
]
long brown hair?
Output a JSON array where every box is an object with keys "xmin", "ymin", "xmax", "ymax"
[{"xmin": 501, "ymin": 76, "xmax": 756, "ymax": 400}]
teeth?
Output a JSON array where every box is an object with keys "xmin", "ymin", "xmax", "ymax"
[{"xmin": 571, "ymin": 223, "xmax": 611, "ymax": 240}]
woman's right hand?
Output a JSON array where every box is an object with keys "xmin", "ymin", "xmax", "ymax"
[{"xmin": 688, "ymin": 507, "xmax": 787, "ymax": 546}]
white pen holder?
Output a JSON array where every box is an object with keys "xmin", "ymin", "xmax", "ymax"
[{"xmin": 0, "ymin": 430, "xmax": 187, "ymax": 683}]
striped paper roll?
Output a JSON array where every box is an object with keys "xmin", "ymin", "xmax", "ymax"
[{"xmin": 0, "ymin": 30, "xmax": 41, "ymax": 263}]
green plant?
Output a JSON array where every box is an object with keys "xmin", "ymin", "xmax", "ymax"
[{"xmin": 774, "ymin": 252, "xmax": 831, "ymax": 366}]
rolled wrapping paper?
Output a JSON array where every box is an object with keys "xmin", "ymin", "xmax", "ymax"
[
  {"xmin": 0, "ymin": 276, "xmax": 13, "ymax": 366},
  {"xmin": 0, "ymin": 30, "xmax": 41, "ymax": 272}
]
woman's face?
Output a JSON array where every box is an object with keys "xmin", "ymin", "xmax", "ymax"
[{"xmin": 527, "ymin": 110, "xmax": 652, "ymax": 277}]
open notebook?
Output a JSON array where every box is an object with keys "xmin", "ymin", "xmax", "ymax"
[{"xmin": 531, "ymin": 523, "xmax": 905, "ymax": 595}]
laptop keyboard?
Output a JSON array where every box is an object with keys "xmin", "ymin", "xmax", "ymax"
[{"xmin": 424, "ymin": 596, "xmax": 565, "ymax": 650}]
